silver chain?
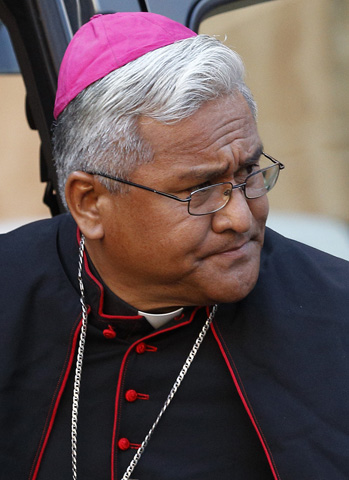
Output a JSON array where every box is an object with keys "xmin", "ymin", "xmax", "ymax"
[
  {"xmin": 121, "ymin": 304, "xmax": 217, "ymax": 480},
  {"xmin": 71, "ymin": 234, "xmax": 88, "ymax": 480},
  {"xmin": 72, "ymin": 233, "xmax": 218, "ymax": 480}
]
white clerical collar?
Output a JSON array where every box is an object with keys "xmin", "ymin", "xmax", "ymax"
[{"xmin": 138, "ymin": 307, "xmax": 184, "ymax": 329}]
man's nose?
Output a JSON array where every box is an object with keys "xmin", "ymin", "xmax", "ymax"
[{"xmin": 211, "ymin": 187, "xmax": 252, "ymax": 234}]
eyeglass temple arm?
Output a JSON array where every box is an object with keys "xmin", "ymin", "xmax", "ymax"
[
  {"xmin": 262, "ymin": 152, "xmax": 285, "ymax": 170},
  {"xmin": 84, "ymin": 170, "xmax": 191, "ymax": 203}
]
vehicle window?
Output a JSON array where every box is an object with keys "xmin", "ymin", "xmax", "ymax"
[
  {"xmin": 0, "ymin": 21, "xmax": 18, "ymax": 73},
  {"xmin": 0, "ymin": 24, "xmax": 48, "ymax": 231}
]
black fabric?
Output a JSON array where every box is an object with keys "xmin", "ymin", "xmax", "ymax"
[
  {"xmin": 1, "ymin": 213, "xmax": 349, "ymax": 479},
  {"xmin": 0, "ymin": 215, "xmax": 81, "ymax": 479},
  {"xmin": 217, "ymin": 232, "xmax": 349, "ymax": 479}
]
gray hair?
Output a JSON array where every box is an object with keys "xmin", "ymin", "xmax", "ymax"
[{"xmin": 53, "ymin": 34, "xmax": 257, "ymax": 209}]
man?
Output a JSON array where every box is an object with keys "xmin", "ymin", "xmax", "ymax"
[{"xmin": 1, "ymin": 11, "xmax": 349, "ymax": 480}]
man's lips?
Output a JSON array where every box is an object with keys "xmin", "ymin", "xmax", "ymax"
[
  {"xmin": 219, "ymin": 241, "xmax": 250, "ymax": 253},
  {"xmin": 204, "ymin": 239, "xmax": 253, "ymax": 258}
]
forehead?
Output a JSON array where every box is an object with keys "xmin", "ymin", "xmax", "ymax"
[{"xmin": 137, "ymin": 94, "xmax": 261, "ymax": 182}]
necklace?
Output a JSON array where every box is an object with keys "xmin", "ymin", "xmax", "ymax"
[{"xmin": 71, "ymin": 234, "xmax": 218, "ymax": 480}]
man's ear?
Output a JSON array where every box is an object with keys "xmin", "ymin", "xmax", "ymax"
[{"xmin": 65, "ymin": 171, "xmax": 106, "ymax": 240}]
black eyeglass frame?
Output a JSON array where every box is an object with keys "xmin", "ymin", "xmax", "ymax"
[{"xmin": 85, "ymin": 152, "xmax": 284, "ymax": 216}]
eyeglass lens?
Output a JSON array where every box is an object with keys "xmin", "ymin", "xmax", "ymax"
[{"xmin": 189, "ymin": 163, "xmax": 280, "ymax": 215}]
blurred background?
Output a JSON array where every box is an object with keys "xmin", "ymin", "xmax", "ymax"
[{"xmin": 1, "ymin": 0, "xmax": 348, "ymax": 258}]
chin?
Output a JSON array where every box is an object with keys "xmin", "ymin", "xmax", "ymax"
[
  {"xmin": 192, "ymin": 242, "xmax": 263, "ymax": 305},
  {"xmin": 200, "ymin": 266, "xmax": 260, "ymax": 305},
  {"xmin": 184, "ymin": 277, "xmax": 258, "ymax": 307}
]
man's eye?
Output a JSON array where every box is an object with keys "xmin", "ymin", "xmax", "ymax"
[
  {"xmin": 245, "ymin": 164, "xmax": 260, "ymax": 175},
  {"xmin": 237, "ymin": 164, "xmax": 259, "ymax": 178},
  {"xmin": 233, "ymin": 164, "xmax": 259, "ymax": 184},
  {"xmin": 190, "ymin": 181, "xmax": 211, "ymax": 193}
]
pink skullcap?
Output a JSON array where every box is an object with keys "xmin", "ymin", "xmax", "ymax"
[{"xmin": 54, "ymin": 12, "xmax": 197, "ymax": 119}]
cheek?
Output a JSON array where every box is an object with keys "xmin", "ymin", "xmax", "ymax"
[
  {"xmin": 105, "ymin": 199, "xmax": 210, "ymax": 262},
  {"xmin": 147, "ymin": 214, "xmax": 212, "ymax": 261}
]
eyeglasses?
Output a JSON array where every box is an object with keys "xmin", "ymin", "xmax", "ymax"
[{"xmin": 85, "ymin": 152, "xmax": 284, "ymax": 216}]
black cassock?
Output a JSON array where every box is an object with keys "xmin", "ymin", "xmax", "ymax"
[{"xmin": 1, "ymin": 213, "xmax": 349, "ymax": 479}]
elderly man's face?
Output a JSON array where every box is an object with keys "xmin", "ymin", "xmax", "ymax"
[{"xmin": 91, "ymin": 94, "xmax": 268, "ymax": 311}]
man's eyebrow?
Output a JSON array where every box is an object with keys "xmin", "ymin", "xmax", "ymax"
[
  {"xmin": 177, "ymin": 163, "xmax": 230, "ymax": 182},
  {"xmin": 176, "ymin": 145, "xmax": 264, "ymax": 181}
]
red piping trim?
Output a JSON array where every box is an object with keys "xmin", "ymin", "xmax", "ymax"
[
  {"xmin": 76, "ymin": 227, "xmax": 142, "ymax": 320},
  {"xmin": 30, "ymin": 318, "xmax": 83, "ymax": 480},
  {"xmin": 210, "ymin": 322, "xmax": 281, "ymax": 480},
  {"xmin": 130, "ymin": 442, "xmax": 141, "ymax": 450},
  {"xmin": 111, "ymin": 306, "xmax": 202, "ymax": 480},
  {"xmin": 136, "ymin": 393, "xmax": 149, "ymax": 401}
]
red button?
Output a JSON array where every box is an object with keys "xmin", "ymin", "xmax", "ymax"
[
  {"xmin": 103, "ymin": 325, "xmax": 116, "ymax": 339},
  {"xmin": 125, "ymin": 389, "xmax": 138, "ymax": 402},
  {"xmin": 136, "ymin": 342, "xmax": 146, "ymax": 354},
  {"xmin": 118, "ymin": 438, "xmax": 130, "ymax": 451}
]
